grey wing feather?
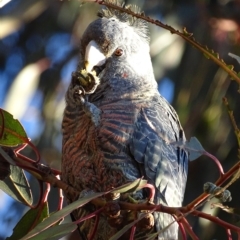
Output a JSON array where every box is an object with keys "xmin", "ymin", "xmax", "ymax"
[{"xmin": 130, "ymin": 96, "xmax": 188, "ymax": 239}]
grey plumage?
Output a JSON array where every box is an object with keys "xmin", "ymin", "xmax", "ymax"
[{"xmin": 62, "ymin": 1, "xmax": 188, "ymax": 239}]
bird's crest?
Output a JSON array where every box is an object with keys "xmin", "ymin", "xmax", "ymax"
[{"xmin": 98, "ymin": 0, "xmax": 150, "ymax": 42}]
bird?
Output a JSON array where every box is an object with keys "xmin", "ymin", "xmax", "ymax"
[{"xmin": 61, "ymin": 1, "xmax": 188, "ymax": 239}]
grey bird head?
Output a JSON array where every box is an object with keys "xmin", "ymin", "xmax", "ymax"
[{"xmin": 77, "ymin": 3, "xmax": 157, "ymax": 97}]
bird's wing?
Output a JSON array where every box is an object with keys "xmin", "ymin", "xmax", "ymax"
[{"xmin": 129, "ymin": 96, "xmax": 188, "ymax": 238}]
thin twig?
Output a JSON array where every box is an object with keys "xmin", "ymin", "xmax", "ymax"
[
  {"xmin": 192, "ymin": 210, "xmax": 240, "ymax": 234},
  {"xmin": 223, "ymin": 97, "xmax": 240, "ymax": 149}
]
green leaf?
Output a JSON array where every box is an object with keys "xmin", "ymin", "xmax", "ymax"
[
  {"xmin": 145, "ymin": 232, "xmax": 160, "ymax": 240},
  {"xmin": 203, "ymin": 52, "xmax": 210, "ymax": 59},
  {"xmin": 20, "ymin": 191, "xmax": 105, "ymax": 240},
  {"xmin": 227, "ymin": 64, "xmax": 234, "ymax": 71},
  {"xmin": 109, "ymin": 213, "xmax": 146, "ymax": 240},
  {"xmin": 0, "ymin": 146, "xmax": 16, "ymax": 165},
  {"xmin": 185, "ymin": 137, "xmax": 205, "ymax": 161},
  {"xmin": 146, "ymin": 221, "xmax": 176, "ymax": 240},
  {"xmin": 0, "ymin": 165, "xmax": 32, "ymax": 205},
  {"xmin": 211, "ymin": 52, "xmax": 219, "ymax": 59},
  {"xmin": 26, "ymin": 222, "xmax": 77, "ymax": 240},
  {"xmin": 6, "ymin": 202, "xmax": 49, "ymax": 240},
  {"xmin": 111, "ymin": 178, "xmax": 147, "ymax": 194},
  {"xmin": 0, "ymin": 109, "xmax": 28, "ymax": 147},
  {"xmin": 145, "ymin": 227, "xmax": 174, "ymax": 240},
  {"xmin": 182, "ymin": 27, "xmax": 193, "ymax": 37}
]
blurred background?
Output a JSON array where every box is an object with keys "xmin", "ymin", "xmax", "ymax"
[{"xmin": 0, "ymin": 0, "xmax": 240, "ymax": 239}]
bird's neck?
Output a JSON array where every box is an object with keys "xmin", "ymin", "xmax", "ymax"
[{"xmin": 89, "ymin": 77, "xmax": 159, "ymax": 105}]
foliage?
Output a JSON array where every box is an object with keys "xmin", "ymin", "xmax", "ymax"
[{"xmin": 0, "ymin": 0, "xmax": 240, "ymax": 239}]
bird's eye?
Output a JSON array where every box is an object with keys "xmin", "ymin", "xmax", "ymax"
[{"xmin": 114, "ymin": 48, "xmax": 123, "ymax": 56}]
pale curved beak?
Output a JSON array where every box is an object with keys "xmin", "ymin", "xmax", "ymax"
[{"xmin": 85, "ymin": 40, "xmax": 106, "ymax": 72}]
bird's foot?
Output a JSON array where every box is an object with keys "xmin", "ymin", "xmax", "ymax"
[
  {"xmin": 72, "ymin": 69, "xmax": 100, "ymax": 94},
  {"xmin": 71, "ymin": 70, "xmax": 101, "ymax": 126}
]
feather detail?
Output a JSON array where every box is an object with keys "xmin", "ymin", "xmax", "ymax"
[{"xmin": 97, "ymin": 0, "xmax": 150, "ymax": 42}]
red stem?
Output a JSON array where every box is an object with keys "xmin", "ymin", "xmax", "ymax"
[
  {"xmin": 203, "ymin": 151, "xmax": 224, "ymax": 177},
  {"xmin": 50, "ymin": 167, "xmax": 61, "ymax": 175},
  {"xmin": 130, "ymin": 225, "xmax": 136, "ymax": 240},
  {"xmin": 144, "ymin": 183, "xmax": 155, "ymax": 201},
  {"xmin": 192, "ymin": 210, "xmax": 240, "ymax": 234},
  {"xmin": 180, "ymin": 216, "xmax": 199, "ymax": 240},
  {"xmin": 15, "ymin": 149, "xmax": 61, "ymax": 176},
  {"xmin": 29, "ymin": 182, "xmax": 49, "ymax": 231},
  {"xmin": 186, "ymin": 161, "xmax": 240, "ymax": 210},
  {"xmin": 173, "ymin": 215, "xmax": 187, "ymax": 240},
  {"xmin": 42, "ymin": 182, "xmax": 50, "ymax": 203},
  {"xmin": 14, "ymin": 162, "xmax": 44, "ymax": 176},
  {"xmin": 15, "ymin": 141, "xmax": 40, "ymax": 164},
  {"xmin": 14, "ymin": 143, "xmax": 34, "ymax": 163},
  {"xmin": 226, "ymin": 229, "xmax": 233, "ymax": 240},
  {"xmin": 89, "ymin": 213, "xmax": 100, "ymax": 240},
  {"xmin": 57, "ymin": 176, "xmax": 64, "ymax": 211},
  {"xmin": 74, "ymin": 208, "xmax": 104, "ymax": 225},
  {"xmin": 35, "ymin": 179, "xmax": 44, "ymax": 208},
  {"xmin": 27, "ymin": 140, "xmax": 40, "ymax": 163}
]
